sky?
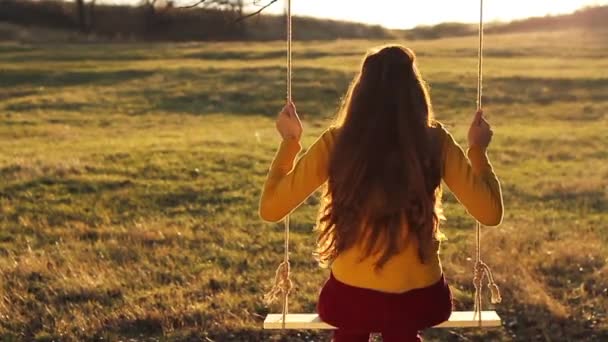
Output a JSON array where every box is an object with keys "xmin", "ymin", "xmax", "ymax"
[{"xmin": 105, "ymin": 0, "xmax": 608, "ymax": 29}]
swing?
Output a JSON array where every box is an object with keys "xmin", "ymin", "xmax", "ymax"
[{"xmin": 263, "ymin": 0, "xmax": 502, "ymax": 331}]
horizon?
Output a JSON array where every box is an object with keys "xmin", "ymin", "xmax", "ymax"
[{"xmin": 100, "ymin": 0, "xmax": 608, "ymax": 29}]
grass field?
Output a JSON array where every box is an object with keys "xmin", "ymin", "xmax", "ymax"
[{"xmin": 0, "ymin": 28, "xmax": 607, "ymax": 341}]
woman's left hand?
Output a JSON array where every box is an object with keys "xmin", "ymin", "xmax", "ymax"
[{"xmin": 276, "ymin": 101, "xmax": 303, "ymax": 141}]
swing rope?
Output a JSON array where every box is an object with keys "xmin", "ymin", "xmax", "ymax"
[
  {"xmin": 265, "ymin": 0, "xmax": 500, "ymax": 331},
  {"xmin": 472, "ymin": 0, "xmax": 502, "ymax": 327},
  {"xmin": 263, "ymin": 0, "xmax": 293, "ymax": 330}
]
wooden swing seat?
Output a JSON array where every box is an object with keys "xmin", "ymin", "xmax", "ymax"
[{"xmin": 264, "ymin": 311, "xmax": 501, "ymax": 330}]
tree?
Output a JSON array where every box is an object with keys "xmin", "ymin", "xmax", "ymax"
[
  {"xmin": 76, "ymin": 0, "xmax": 86, "ymax": 32},
  {"xmin": 142, "ymin": 0, "xmax": 158, "ymax": 33},
  {"xmin": 89, "ymin": 0, "xmax": 97, "ymax": 30},
  {"xmin": 141, "ymin": 0, "xmax": 179, "ymax": 34},
  {"xmin": 174, "ymin": 0, "xmax": 278, "ymax": 39},
  {"xmin": 75, "ymin": 0, "xmax": 96, "ymax": 33},
  {"xmin": 180, "ymin": 0, "xmax": 279, "ymax": 20}
]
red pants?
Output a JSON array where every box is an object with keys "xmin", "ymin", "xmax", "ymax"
[{"xmin": 317, "ymin": 273, "xmax": 453, "ymax": 342}]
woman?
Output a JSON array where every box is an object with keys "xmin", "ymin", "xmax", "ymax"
[{"xmin": 259, "ymin": 45, "xmax": 503, "ymax": 342}]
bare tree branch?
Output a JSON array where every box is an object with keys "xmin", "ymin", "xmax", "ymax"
[
  {"xmin": 178, "ymin": 0, "xmax": 280, "ymax": 21},
  {"xmin": 179, "ymin": 0, "xmax": 233, "ymax": 9},
  {"xmin": 235, "ymin": 0, "xmax": 279, "ymax": 22},
  {"xmin": 179, "ymin": 0, "xmax": 208, "ymax": 9}
]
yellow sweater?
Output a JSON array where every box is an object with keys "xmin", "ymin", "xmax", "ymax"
[{"xmin": 259, "ymin": 124, "xmax": 503, "ymax": 293}]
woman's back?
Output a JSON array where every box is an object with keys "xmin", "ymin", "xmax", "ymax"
[
  {"xmin": 326, "ymin": 124, "xmax": 503, "ymax": 292},
  {"xmin": 260, "ymin": 122, "xmax": 502, "ymax": 293}
]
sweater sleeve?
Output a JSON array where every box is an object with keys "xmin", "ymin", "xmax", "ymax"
[
  {"xmin": 259, "ymin": 129, "xmax": 335, "ymax": 222},
  {"xmin": 438, "ymin": 125, "xmax": 504, "ymax": 226}
]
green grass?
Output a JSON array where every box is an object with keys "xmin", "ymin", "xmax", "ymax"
[{"xmin": 0, "ymin": 29, "xmax": 607, "ymax": 341}]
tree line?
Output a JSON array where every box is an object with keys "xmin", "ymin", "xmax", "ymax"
[
  {"xmin": 0, "ymin": 0, "xmax": 392, "ymax": 41},
  {"xmin": 1, "ymin": 0, "xmax": 605, "ymax": 42}
]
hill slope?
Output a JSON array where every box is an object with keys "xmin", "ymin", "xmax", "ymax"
[{"xmin": 400, "ymin": 5, "xmax": 608, "ymax": 40}]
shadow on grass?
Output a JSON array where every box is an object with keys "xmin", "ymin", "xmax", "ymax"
[
  {"xmin": 0, "ymin": 51, "xmax": 156, "ymax": 63},
  {"xmin": 485, "ymin": 77, "xmax": 608, "ymax": 105},
  {"xmin": 503, "ymin": 183, "xmax": 607, "ymax": 215},
  {"xmin": 423, "ymin": 305, "xmax": 606, "ymax": 342},
  {"xmin": 3, "ymin": 177, "xmax": 132, "ymax": 195},
  {"xmin": 1, "ymin": 176, "xmax": 136, "ymax": 227},
  {"xmin": 5, "ymin": 100, "xmax": 93, "ymax": 113},
  {"xmin": 130, "ymin": 66, "xmax": 353, "ymax": 117},
  {"xmin": 0, "ymin": 47, "xmax": 361, "ymax": 64},
  {"xmin": 212, "ymin": 328, "xmax": 332, "ymax": 342},
  {"xmin": 0, "ymin": 69, "xmax": 155, "ymax": 88},
  {"xmin": 55, "ymin": 287, "xmax": 123, "ymax": 306},
  {"xmin": 3, "ymin": 63, "xmax": 606, "ymax": 119},
  {"xmin": 430, "ymin": 77, "xmax": 608, "ymax": 109},
  {"xmin": 139, "ymin": 70, "xmax": 608, "ymax": 118},
  {"xmin": 90, "ymin": 311, "xmax": 216, "ymax": 342},
  {"xmin": 184, "ymin": 49, "xmax": 362, "ymax": 61},
  {"xmin": 497, "ymin": 300, "xmax": 607, "ymax": 342},
  {"xmin": 0, "ymin": 174, "xmax": 249, "ymax": 228},
  {"xmin": 150, "ymin": 185, "xmax": 246, "ymax": 218}
]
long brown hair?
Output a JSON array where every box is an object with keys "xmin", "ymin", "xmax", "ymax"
[{"xmin": 315, "ymin": 45, "xmax": 443, "ymax": 270}]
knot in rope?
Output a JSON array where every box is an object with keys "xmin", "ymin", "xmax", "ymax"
[
  {"xmin": 473, "ymin": 260, "xmax": 502, "ymax": 306},
  {"xmin": 473, "ymin": 221, "xmax": 501, "ymax": 327},
  {"xmin": 264, "ymin": 260, "xmax": 293, "ymax": 305}
]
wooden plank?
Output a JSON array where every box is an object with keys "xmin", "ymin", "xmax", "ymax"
[{"xmin": 264, "ymin": 311, "xmax": 501, "ymax": 330}]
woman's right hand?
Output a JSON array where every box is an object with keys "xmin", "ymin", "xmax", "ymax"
[
  {"xmin": 276, "ymin": 101, "xmax": 303, "ymax": 141},
  {"xmin": 468, "ymin": 109, "xmax": 493, "ymax": 149}
]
